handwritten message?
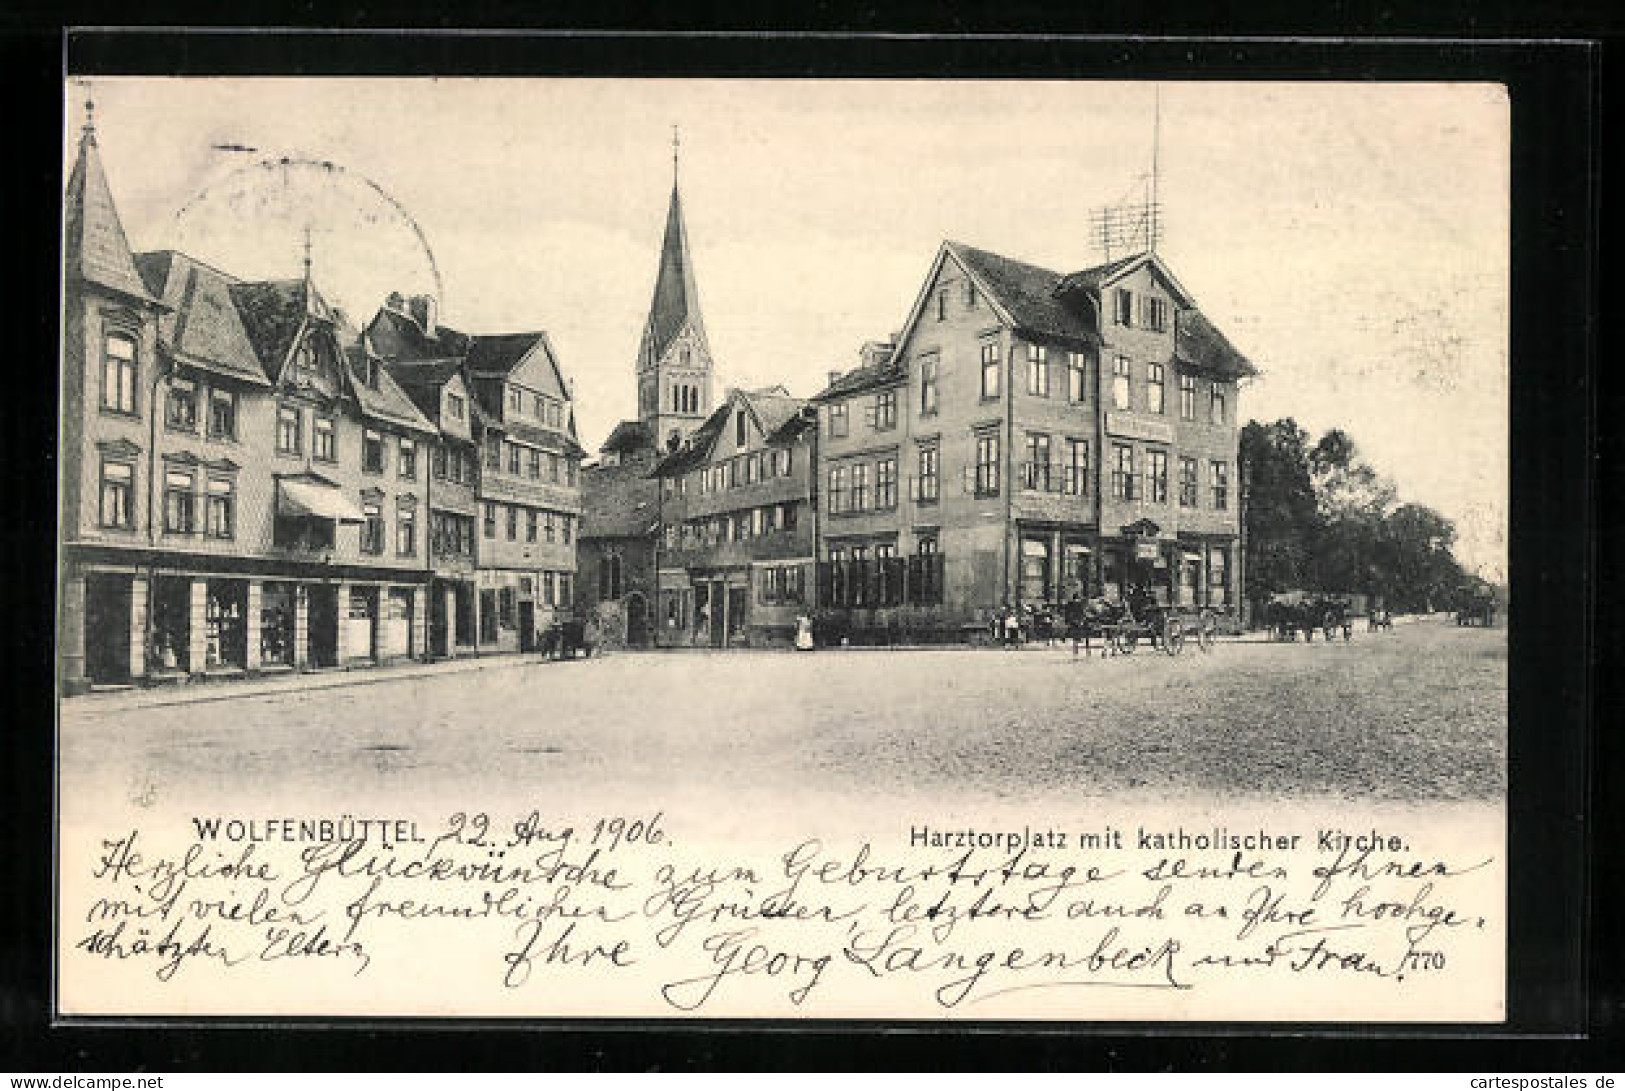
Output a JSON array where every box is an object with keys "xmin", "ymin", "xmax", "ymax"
[{"xmin": 60, "ymin": 808, "xmax": 1502, "ymax": 1019}]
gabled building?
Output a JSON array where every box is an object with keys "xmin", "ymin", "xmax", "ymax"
[
  {"xmin": 651, "ymin": 387, "xmax": 818, "ymax": 647},
  {"xmin": 464, "ymin": 331, "xmax": 585, "ymax": 652},
  {"xmin": 810, "ymin": 240, "xmax": 1254, "ymax": 635},
  {"xmin": 365, "ymin": 294, "xmax": 586, "ymax": 657}
]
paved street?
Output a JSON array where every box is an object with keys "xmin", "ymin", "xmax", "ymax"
[{"xmin": 60, "ymin": 618, "xmax": 1504, "ymax": 816}]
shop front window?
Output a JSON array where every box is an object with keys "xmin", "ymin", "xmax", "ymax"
[
  {"xmin": 259, "ymin": 583, "xmax": 295, "ymax": 667},
  {"xmin": 205, "ymin": 580, "xmax": 247, "ymax": 669}
]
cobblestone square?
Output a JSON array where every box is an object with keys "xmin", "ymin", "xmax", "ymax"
[{"xmin": 61, "ymin": 619, "xmax": 1505, "ymax": 819}]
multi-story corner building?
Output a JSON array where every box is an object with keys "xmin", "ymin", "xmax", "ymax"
[
  {"xmin": 651, "ymin": 387, "xmax": 818, "ymax": 647},
  {"xmin": 809, "ymin": 241, "xmax": 1253, "ymax": 633},
  {"xmin": 60, "ymin": 115, "xmax": 441, "ymax": 692},
  {"xmin": 465, "ymin": 333, "xmax": 585, "ymax": 653},
  {"xmin": 579, "ymin": 155, "xmax": 716, "ymax": 645}
]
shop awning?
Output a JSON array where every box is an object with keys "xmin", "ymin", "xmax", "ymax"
[{"xmin": 278, "ymin": 478, "xmax": 366, "ymax": 524}]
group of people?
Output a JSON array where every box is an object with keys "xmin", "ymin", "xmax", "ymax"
[{"xmin": 991, "ymin": 583, "xmax": 1158, "ymax": 651}]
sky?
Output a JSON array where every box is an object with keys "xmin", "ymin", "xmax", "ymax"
[{"xmin": 63, "ymin": 78, "xmax": 1509, "ymax": 578}]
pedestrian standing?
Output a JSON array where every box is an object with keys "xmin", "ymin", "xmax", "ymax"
[{"xmin": 1064, "ymin": 593, "xmax": 1086, "ymax": 659}]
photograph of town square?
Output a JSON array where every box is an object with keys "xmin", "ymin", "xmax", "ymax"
[{"xmin": 58, "ymin": 79, "xmax": 1506, "ymax": 810}]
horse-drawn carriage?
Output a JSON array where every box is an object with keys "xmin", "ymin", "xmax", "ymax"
[
  {"xmin": 1264, "ymin": 591, "xmax": 1354, "ymax": 642},
  {"xmin": 1453, "ymin": 585, "xmax": 1497, "ymax": 627},
  {"xmin": 1068, "ymin": 594, "xmax": 1217, "ymax": 656}
]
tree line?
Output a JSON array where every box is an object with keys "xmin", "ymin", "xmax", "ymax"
[{"xmin": 1239, "ymin": 418, "xmax": 1490, "ymax": 616}]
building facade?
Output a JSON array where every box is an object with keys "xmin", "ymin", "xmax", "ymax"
[
  {"xmin": 576, "ymin": 422, "xmax": 662, "ymax": 648},
  {"xmin": 465, "ymin": 334, "xmax": 584, "ymax": 653},
  {"xmin": 366, "ymin": 298, "xmax": 586, "ymax": 657},
  {"xmin": 60, "ymin": 114, "xmax": 584, "ymax": 693},
  {"xmin": 809, "ymin": 242, "xmax": 1253, "ymax": 636},
  {"xmin": 60, "ymin": 118, "xmax": 444, "ymax": 693},
  {"xmin": 386, "ymin": 355, "xmax": 482, "ymax": 658},
  {"xmin": 651, "ymin": 388, "xmax": 818, "ymax": 647}
]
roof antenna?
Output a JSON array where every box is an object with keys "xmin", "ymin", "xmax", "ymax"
[
  {"xmin": 671, "ymin": 123, "xmax": 680, "ymax": 186},
  {"xmin": 81, "ymin": 84, "xmax": 96, "ymax": 141},
  {"xmin": 1149, "ymin": 84, "xmax": 1161, "ymax": 255},
  {"xmin": 301, "ymin": 224, "xmax": 314, "ymax": 284}
]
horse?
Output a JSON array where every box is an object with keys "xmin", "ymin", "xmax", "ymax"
[
  {"xmin": 1072, "ymin": 596, "xmax": 1130, "ymax": 657},
  {"xmin": 1265, "ymin": 599, "xmax": 1306, "ymax": 642},
  {"xmin": 1315, "ymin": 596, "xmax": 1354, "ymax": 642}
]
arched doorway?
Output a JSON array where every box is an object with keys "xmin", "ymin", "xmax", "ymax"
[{"xmin": 624, "ymin": 592, "xmax": 651, "ymax": 648}]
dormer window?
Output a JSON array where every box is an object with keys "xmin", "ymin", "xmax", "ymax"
[
  {"xmin": 447, "ymin": 392, "xmax": 465, "ymax": 420},
  {"xmin": 165, "ymin": 378, "xmax": 198, "ymax": 433},
  {"xmin": 736, "ymin": 410, "xmax": 748, "ymax": 448},
  {"xmin": 508, "ymin": 386, "xmax": 523, "ymax": 413}
]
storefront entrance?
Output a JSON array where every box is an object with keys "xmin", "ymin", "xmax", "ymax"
[
  {"xmin": 307, "ymin": 584, "xmax": 339, "ymax": 668},
  {"xmin": 625, "ymin": 593, "xmax": 650, "ymax": 648},
  {"xmin": 84, "ymin": 572, "xmax": 131, "ymax": 684},
  {"xmin": 518, "ymin": 600, "xmax": 536, "ymax": 652},
  {"xmin": 454, "ymin": 583, "xmax": 476, "ymax": 648},
  {"xmin": 727, "ymin": 586, "xmax": 748, "ymax": 645},
  {"xmin": 149, "ymin": 575, "xmax": 191, "ymax": 674},
  {"xmin": 429, "ymin": 583, "xmax": 450, "ymax": 658}
]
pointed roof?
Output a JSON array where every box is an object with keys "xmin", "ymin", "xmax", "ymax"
[
  {"xmin": 63, "ymin": 122, "xmax": 159, "ymax": 305},
  {"xmin": 134, "ymin": 250, "xmax": 270, "ymax": 388},
  {"xmin": 637, "ymin": 182, "xmax": 707, "ymax": 369},
  {"xmin": 229, "ymin": 279, "xmax": 322, "ymax": 378},
  {"xmin": 1053, "ymin": 250, "xmax": 1197, "ymax": 308}
]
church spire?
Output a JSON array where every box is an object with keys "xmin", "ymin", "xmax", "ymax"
[
  {"xmin": 635, "ymin": 129, "xmax": 713, "ymax": 442},
  {"xmin": 63, "ymin": 93, "xmax": 158, "ymax": 305},
  {"xmin": 637, "ymin": 146, "xmax": 709, "ymax": 372}
]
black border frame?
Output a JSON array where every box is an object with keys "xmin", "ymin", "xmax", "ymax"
[{"xmin": 2, "ymin": 27, "xmax": 1606, "ymax": 1071}]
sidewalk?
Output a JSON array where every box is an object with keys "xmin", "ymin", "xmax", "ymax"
[{"xmin": 63, "ymin": 650, "xmax": 569, "ymax": 716}]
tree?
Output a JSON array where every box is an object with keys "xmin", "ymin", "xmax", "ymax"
[
  {"xmin": 1243, "ymin": 418, "xmax": 1475, "ymax": 619},
  {"xmin": 1240, "ymin": 418, "xmax": 1318, "ymax": 613},
  {"xmin": 1306, "ymin": 429, "xmax": 1396, "ymax": 594},
  {"xmin": 1377, "ymin": 502, "xmax": 1466, "ymax": 612}
]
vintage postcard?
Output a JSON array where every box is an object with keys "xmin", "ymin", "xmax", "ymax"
[{"xmin": 56, "ymin": 76, "xmax": 1508, "ymax": 1021}]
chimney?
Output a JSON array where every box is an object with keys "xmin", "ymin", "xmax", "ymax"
[
  {"xmin": 385, "ymin": 291, "xmax": 406, "ymax": 312},
  {"xmin": 827, "ymin": 370, "xmax": 844, "ymax": 389},
  {"xmin": 859, "ymin": 340, "xmax": 895, "ymax": 369}
]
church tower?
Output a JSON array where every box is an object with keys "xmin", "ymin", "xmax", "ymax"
[{"xmin": 635, "ymin": 129, "xmax": 714, "ymax": 450}]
